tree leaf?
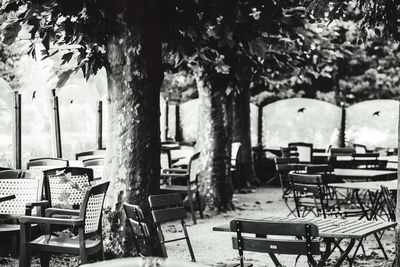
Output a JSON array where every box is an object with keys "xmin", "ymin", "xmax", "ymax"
[{"xmin": 56, "ymin": 69, "xmax": 74, "ymax": 88}]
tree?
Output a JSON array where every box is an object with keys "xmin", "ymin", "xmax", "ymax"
[{"xmin": 0, "ymin": 0, "xmax": 163, "ymax": 257}]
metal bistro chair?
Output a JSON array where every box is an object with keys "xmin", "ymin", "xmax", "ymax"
[
  {"xmin": 43, "ymin": 167, "xmax": 94, "ymax": 210},
  {"xmin": 274, "ymin": 157, "xmax": 301, "ymax": 215},
  {"xmin": 19, "ymin": 182, "xmax": 110, "ymax": 266},
  {"xmin": 83, "ymin": 158, "xmax": 104, "ymax": 182},
  {"xmin": 229, "ymin": 219, "xmax": 322, "ymax": 267},
  {"xmin": 123, "ymin": 203, "xmax": 151, "ymax": 257},
  {"xmin": 148, "ymin": 193, "xmax": 196, "ymax": 262},
  {"xmin": 288, "ymin": 142, "xmax": 313, "ymax": 163},
  {"xmin": 160, "ymin": 152, "xmax": 203, "ymax": 224}
]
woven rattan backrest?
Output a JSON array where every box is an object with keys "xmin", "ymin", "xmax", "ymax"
[
  {"xmin": 81, "ymin": 182, "xmax": 109, "ymax": 235},
  {"xmin": 44, "ymin": 167, "xmax": 94, "ymax": 208},
  {"xmin": 0, "ymin": 178, "xmax": 41, "ymax": 215},
  {"xmin": 188, "ymin": 152, "xmax": 200, "ymax": 183}
]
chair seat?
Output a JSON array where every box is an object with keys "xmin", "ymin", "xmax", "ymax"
[{"xmin": 29, "ymin": 235, "xmax": 102, "ymax": 253}]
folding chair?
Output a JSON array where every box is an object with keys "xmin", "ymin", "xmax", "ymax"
[
  {"xmin": 123, "ymin": 203, "xmax": 150, "ymax": 257},
  {"xmin": 229, "ymin": 219, "xmax": 322, "ymax": 267},
  {"xmin": 288, "ymin": 142, "xmax": 313, "ymax": 163},
  {"xmin": 148, "ymin": 193, "xmax": 196, "ymax": 262}
]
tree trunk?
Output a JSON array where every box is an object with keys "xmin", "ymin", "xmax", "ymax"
[
  {"xmin": 232, "ymin": 88, "xmax": 260, "ymax": 189},
  {"xmin": 197, "ymin": 75, "xmax": 234, "ymax": 211},
  {"xmin": 103, "ymin": 0, "xmax": 163, "ymax": 257},
  {"xmin": 396, "ymin": 99, "xmax": 400, "ymax": 266}
]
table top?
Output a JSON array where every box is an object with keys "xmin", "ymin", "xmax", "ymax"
[
  {"xmin": 0, "ymin": 194, "xmax": 15, "ymax": 203},
  {"xmin": 213, "ymin": 216, "xmax": 396, "ymax": 239},
  {"xmin": 329, "ymin": 180, "xmax": 398, "ymax": 191},
  {"xmin": 334, "ymin": 168, "xmax": 397, "ymax": 180},
  {"xmin": 82, "ymin": 257, "xmax": 206, "ymax": 267}
]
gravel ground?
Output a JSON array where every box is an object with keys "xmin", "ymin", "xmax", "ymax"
[{"xmin": 0, "ymin": 185, "xmax": 396, "ymax": 266}]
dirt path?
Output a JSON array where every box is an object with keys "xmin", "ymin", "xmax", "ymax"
[{"xmin": 164, "ymin": 185, "xmax": 395, "ymax": 267}]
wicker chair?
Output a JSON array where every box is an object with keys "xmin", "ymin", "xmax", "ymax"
[
  {"xmin": 0, "ymin": 169, "xmax": 34, "ymax": 179},
  {"xmin": 0, "ymin": 177, "xmax": 47, "ymax": 256},
  {"xmin": 19, "ymin": 182, "xmax": 110, "ymax": 266},
  {"xmin": 27, "ymin": 158, "xmax": 69, "ymax": 178}
]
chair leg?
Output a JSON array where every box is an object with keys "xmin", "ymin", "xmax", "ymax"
[
  {"xmin": 19, "ymin": 246, "xmax": 31, "ymax": 267},
  {"xmin": 187, "ymin": 191, "xmax": 197, "ymax": 224},
  {"xmin": 182, "ymin": 219, "xmax": 196, "ymax": 262},
  {"xmin": 40, "ymin": 252, "xmax": 50, "ymax": 267},
  {"xmin": 196, "ymin": 191, "xmax": 204, "ymax": 219},
  {"xmin": 98, "ymin": 245, "xmax": 105, "ymax": 261}
]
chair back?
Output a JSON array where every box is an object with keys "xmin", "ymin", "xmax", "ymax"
[
  {"xmin": 123, "ymin": 203, "xmax": 150, "ymax": 256},
  {"xmin": 280, "ymin": 146, "xmax": 299, "ymax": 158},
  {"xmin": 27, "ymin": 158, "xmax": 69, "ymax": 175},
  {"xmin": 274, "ymin": 157, "xmax": 300, "ymax": 195},
  {"xmin": 160, "ymin": 148, "xmax": 172, "ymax": 170},
  {"xmin": 80, "ymin": 181, "xmax": 109, "ymax": 236},
  {"xmin": 230, "ymin": 219, "xmax": 320, "ymax": 267},
  {"xmin": 305, "ymin": 164, "xmax": 334, "ymax": 174},
  {"xmin": 353, "ymin": 144, "xmax": 367, "ymax": 154},
  {"xmin": 381, "ymin": 185, "xmax": 396, "ymax": 221},
  {"xmin": 0, "ymin": 169, "xmax": 34, "ymax": 179},
  {"xmin": 83, "ymin": 158, "xmax": 104, "ymax": 181},
  {"xmin": 231, "ymin": 142, "xmax": 241, "ymax": 169},
  {"xmin": 43, "ymin": 167, "xmax": 94, "ymax": 208},
  {"xmin": 148, "ymin": 193, "xmax": 186, "ymax": 223},
  {"xmin": 75, "ymin": 149, "xmax": 106, "ymax": 160},
  {"xmin": 288, "ymin": 142, "xmax": 313, "ymax": 163},
  {"xmin": 188, "ymin": 152, "xmax": 201, "ymax": 183},
  {"xmin": 0, "ymin": 178, "xmax": 42, "ymax": 216}
]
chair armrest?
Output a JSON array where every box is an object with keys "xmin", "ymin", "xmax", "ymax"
[
  {"xmin": 20, "ymin": 215, "xmax": 84, "ymax": 227},
  {"xmin": 45, "ymin": 208, "xmax": 80, "ymax": 218},
  {"xmin": 25, "ymin": 200, "xmax": 50, "ymax": 216},
  {"xmin": 162, "ymin": 168, "xmax": 187, "ymax": 174}
]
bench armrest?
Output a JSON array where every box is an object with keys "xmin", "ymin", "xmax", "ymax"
[{"xmin": 45, "ymin": 208, "xmax": 80, "ymax": 218}]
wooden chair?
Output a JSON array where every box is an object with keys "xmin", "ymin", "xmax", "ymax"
[
  {"xmin": 123, "ymin": 203, "xmax": 150, "ymax": 257},
  {"xmin": 229, "ymin": 219, "xmax": 322, "ymax": 267},
  {"xmin": 83, "ymin": 158, "xmax": 104, "ymax": 182},
  {"xmin": 43, "ymin": 167, "xmax": 94, "ymax": 210},
  {"xmin": 148, "ymin": 193, "xmax": 195, "ymax": 262},
  {"xmin": 288, "ymin": 142, "xmax": 313, "ymax": 163},
  {"xmin": 19, "ymin": 181, "xmax": 110, "ymax": 266},
  {"xmin": 160, "ymin": 152, "xmax": 203, "ymax": 224},
  {"xmin": 75, "ymin": 149, "xmax": 106, "ymax": 160}
]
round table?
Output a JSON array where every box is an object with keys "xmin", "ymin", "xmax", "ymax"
[{"xmin": 83, "ymin": 257, "xmax": 206, "ymax": 267}]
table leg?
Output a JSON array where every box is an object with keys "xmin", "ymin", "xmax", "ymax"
[
  {"xmin": 319, "ymin": 238, "xmax": 333, "ymax": 265},
  {"xmin": 335, "ymin": 239, "xmax": 355, "ymax": 267}
]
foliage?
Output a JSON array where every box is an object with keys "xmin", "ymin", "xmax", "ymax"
[{"xmin": 0, "ymin": 43, "xmax": 19, "ymax": 89}]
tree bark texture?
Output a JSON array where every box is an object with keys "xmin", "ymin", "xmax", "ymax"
[
  {"xmin": 396, "ymin": 99, "xmax": 400, "ymax": 267},
  {"xmin": 196, "ymin": 76, "xmax": 234, "ymax": 211},
  {"xmin": 232, "ymin": 88, "xmax": 259, "ymax": 189},
  {"xmin": 103, "ymin": 0, "xmax": 163, "ymax": 257}
]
